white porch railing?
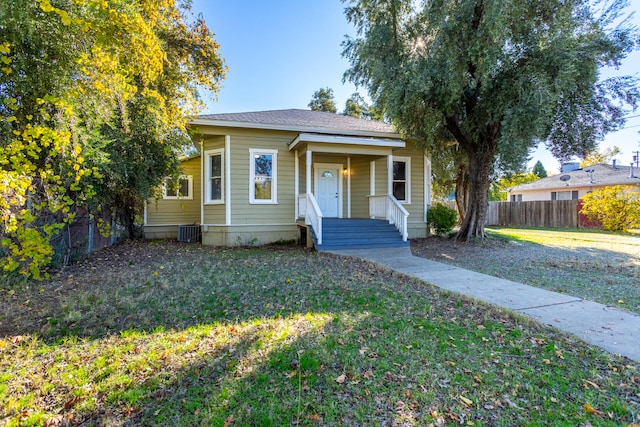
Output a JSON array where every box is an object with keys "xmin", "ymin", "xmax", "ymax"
[
  {"xmin": 298, "ymin": 193, "xmax": 323, "ymax": 245},
  {"xmin": 368, "ymin": 195, "xmax": 409, "ymax": 241}
]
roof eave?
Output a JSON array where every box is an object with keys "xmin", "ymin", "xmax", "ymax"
[
  {"xmin": 289, "ymin": 133, "xmax": 405, "ymax": 151},
  {"xmin": 188, "ymin": 117, "xmax": 401, "ymax": 139}
]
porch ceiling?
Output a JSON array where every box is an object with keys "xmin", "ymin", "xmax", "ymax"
[{"xmin": 289, "ymin": 132, "xmax": 405, "ymax": 152}]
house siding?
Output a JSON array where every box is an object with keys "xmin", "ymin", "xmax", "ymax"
[
  {"xmin": 393, "ymin": 144, "xmax": 428, "ymax": 238},
  {"xmin": 144, "ymin": 157, "xmax": 201, "ymax": 239},
  {"xmin": 199, "ymin": 128, "xmax": 299, "ymax": 244},
  {"xmin": 513, "ymin": 185, "xmax": 637, "ymax": 202},
  {"xmin": 146, "ymin": 118, "xmax": 432, "ymax": 245},
  {"xmin": 350, "ymin": 157, "xmax": 371, "ymax": 218}
]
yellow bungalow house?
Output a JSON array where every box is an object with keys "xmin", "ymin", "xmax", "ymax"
[{"xmin": 144, "ymin": 109, "xmax": 432, "ymax": 250}]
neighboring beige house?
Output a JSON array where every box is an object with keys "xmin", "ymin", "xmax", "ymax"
[
  {"xmin": 144, "ymin": 109, "xmax": 432, "ymax": 250},
  {"xmin": 507, "ymin": 162, "xmax": 640, "ymax": 202}
]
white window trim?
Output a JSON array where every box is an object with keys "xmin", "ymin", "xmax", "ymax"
[
  {"xmin": 392, "ymin": 156, "xmax": 411, "ymax": 204},
  {"xmin": 204, "ymin": 148, "xmax": 224, "ymax": 205},
  {"xmin": 249, "ymin": 148, "xmax": 278, "ymax": 204},
  {"xmin": 162, "ymin": 175, "xmax": 193, "ymax": 200},
  {"xmin": 553, "ymin": 190, "xmax": 575, "ymax": 201}
]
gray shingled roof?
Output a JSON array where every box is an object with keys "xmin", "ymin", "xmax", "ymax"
[
  {"xmin": 194, "ymin": 109, "xmax": 398, "ymax": 136},
  {"xmin": 510, "ymin": 163, "xmax": 640, "ymax": 191}
]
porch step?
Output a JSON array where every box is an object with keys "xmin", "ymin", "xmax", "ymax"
[{"xmin": 312, "ymin": 218, "xmax": 409, "ymax": 251}]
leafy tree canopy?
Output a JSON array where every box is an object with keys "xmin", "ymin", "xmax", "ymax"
[
  {"xmin": 343, "ymin": 92, "xmax": 369, "ymax": 118},
  {"xmin": 308, "ymin": 87, "xmax": 337, "ymax": 113},
  {"xmin": 489, "ymin": 172, "xmax": 540, "ymax": 201},
  {"xmin": 532, "ymin": 160, "xmax": 548, "ymax": 178},
  {"xmin": 580, "ymin": 146, "xmax": 621, "ymax": 167},
  {"xmin": 342, "ymin": 0, "xmax": 639, "ymax": 241},
  {"xmin": 1, "ymin": 0, "xmax": 226, "ymax": 277}
]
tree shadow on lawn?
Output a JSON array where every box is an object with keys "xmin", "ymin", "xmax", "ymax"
[
  {"xmin": 411, "ymin": 233, "xmax": 640, "ymax": 312},
  {"xmin": 3, "ymin": 241, "xmax": 640, "ymax": 426}
]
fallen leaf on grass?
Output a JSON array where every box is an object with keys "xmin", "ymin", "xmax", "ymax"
[
  {"xmin": 583, "ymin": 380, "xmax": 600, "ymax": 390},
  {"xmin": 502, "ymin": 395, "xmax": 522, "ymax": 409},
  {"xmin": 583, "ymin": 403, "xmax": 604, "ymax": 417},
  {"xmin": 223, "ymin": 414, "xmax": 234, "ymax": 427},
  {"xmin": 335, "ymin": 374, "xmax": 346, "ymax": 384},
  {"xmin": 308, "ymin": 414, "xmax": 321, "ymax": 422},
  {"xmin": 459, "ymin": 395, "xmax": 473, "ymax": 406}
]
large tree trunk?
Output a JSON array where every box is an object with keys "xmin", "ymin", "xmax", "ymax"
[
  {"xmin": 454, "ymin": 163, "xmax": 466, "ymax": 222},
  {"xmin": 456, "ymin": 139, "xmax": 496, "ymax": 241}
]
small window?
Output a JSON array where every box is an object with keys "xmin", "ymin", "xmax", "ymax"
[
  {"xmin": 511, "ymin": 194, "xmax": 522, "ymax": 202},
  {"xmin": 163, "ymin": 175, "xmax": 193, "ymax": 200},
  {"xmin": 205, "ymin": 149, "xmax": 224, "ymax": 204},
  {"xmin": 250, "ymin": 149, "xmax": 278, "ymax": 204},
  {"xmin": 392, "ymin": 156, "xmax": 411, "ymax": 203},
  {"xmin": 553, "ymin": 190, "xmax": 574, "ymax": 201}
]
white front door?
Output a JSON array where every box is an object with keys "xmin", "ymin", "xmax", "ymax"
[{"xmin": 315, "ymin": 164, "xmax": 342, "ymax": 218}]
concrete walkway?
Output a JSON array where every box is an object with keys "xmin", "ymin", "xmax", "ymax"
[{"xmin": 330, "ymin": 247, "xmax": 640, "ymax": 363}]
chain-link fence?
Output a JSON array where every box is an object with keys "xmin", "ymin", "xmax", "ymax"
[{"xmin": 49, "ymin": 209, "xmax": 127, "ymax": 268}]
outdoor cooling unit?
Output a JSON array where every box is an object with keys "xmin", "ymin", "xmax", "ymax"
[{"xmin": 177, "ymin": 224, "xmax": 201, "ymax": 243}]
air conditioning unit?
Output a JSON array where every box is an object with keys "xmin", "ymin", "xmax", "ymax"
[{"xmin": 177, "ymin": 224, "xmax": 201, "ymax": 243}]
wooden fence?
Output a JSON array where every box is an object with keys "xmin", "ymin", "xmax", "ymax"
[{"xmin": 485, "ymin": 200, "xmax": 580, "ymax": 228}]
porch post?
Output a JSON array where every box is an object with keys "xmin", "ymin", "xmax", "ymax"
[
  {"xmin": 370, "ymin": 160, "xmax": 375, "ymax": 195},
  {"xmin": 294, "ymin": 150, "xmax": 299, "ymax": 220},
  {"xmin": 347, "ymin": 157, "xmax": 351, "ymax": 218},
  {"xmin": 306, "ymin": 150, "xmax": 312, "ymax": 195},
  {"xmin": 387, "ymin": 154, "xmax": 393, "ymax": 196}
]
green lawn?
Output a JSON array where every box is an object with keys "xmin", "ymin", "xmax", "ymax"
[
  {"xmin": 1, "ymin": 241, "xmax": 639, "ymax": 426},
  {"xmin": 413, "ymin": 227, "xmax": 640, "ymax": 313}
]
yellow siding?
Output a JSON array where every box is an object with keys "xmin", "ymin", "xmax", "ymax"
[
  {"xmin": 145, "ymin": 157, "xmax": 201, "ymax": 225},
  {"xmin": 374, "ymin": 157, "xmax": 388, "ymax": 195},
  {"xmin": 229, "ymin": 133, "xmax": 296, "ymax": 225},
  {"xmin": 350, "ymin": 157, "xmax": 372, "ymax": 218},
  {"xmin": 202, "ymin": 136, "xmax": 226, "ymax": 224}
]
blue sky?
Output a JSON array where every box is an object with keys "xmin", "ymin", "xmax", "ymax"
[{"xmin": 192, "ymin": 0, "xmax": 640, "ymax": 173}]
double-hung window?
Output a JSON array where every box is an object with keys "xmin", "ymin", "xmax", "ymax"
[
  {"xmin": 205, "ymin": 149, "xmax": 224, "ymax": 204},
  {"xmin": 250, "ymin": 149, "xmax": 277, "ymax": 204},
  {"xmin": 392, "ymin": 156, "xmax": 411, "ymax": 203},
  {"xmin": 163, "ymin": 175, "xmax": 193, "ymax": 200}
]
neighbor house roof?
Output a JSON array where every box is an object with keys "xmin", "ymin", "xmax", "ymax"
[
  {"xmin": 190, "ymin": 109, "xmax": 400, "ymax": 138},
  {"xmin": 509, "ymin": 163, "xmax": 640, "ymax": 192}
]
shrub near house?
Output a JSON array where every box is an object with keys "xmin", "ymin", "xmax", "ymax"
[{"xmin": 580, "ymin": 185, "xmax": 640, "ymax": 232}]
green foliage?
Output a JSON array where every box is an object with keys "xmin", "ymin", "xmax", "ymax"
[
  {"xmin": 342, "ymin": 92, "xmax": 368, "ymax": 118},
  {"xmin": 343, "ymin": 0, "xmax": 639, "ymax": 240},
  {"xmin": 580, "ymin": 185, "xmax": 640, "ymax": 232},
  {"xmin": 0, "ymin": 0, "xmax": 226, "ymax": 277},
  {"xmin": 308, "ymin": 87, "xmax": 337, "ymax": 113},
  {"xmin": 428, "ymin": 204, "xmax": 458, "ymax": 235},
  {"xmin": 489, "ymin": 172, "xmax": 540, "ymax": 201},
  {"xmin": 581, "ymin": 146, "xmax": 621, "ymax": 168},
  {"xmin": 532, "ymin": 161, "xmax": 548, "ymax": 178}
]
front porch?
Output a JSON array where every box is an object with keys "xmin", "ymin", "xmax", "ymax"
[{"xmin": 290, "ymin": 132, "xmax": 413, "ymax": 250}]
